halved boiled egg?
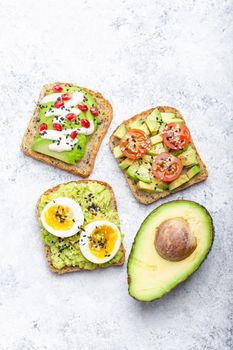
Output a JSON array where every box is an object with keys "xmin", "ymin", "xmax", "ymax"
[
  {"xmin": 41, "ymin": 197, "xmax": 84, "ymax": 238},
  {"xmin": 79, "ymin": 221, "xmax": 121, "ymax": 264}
]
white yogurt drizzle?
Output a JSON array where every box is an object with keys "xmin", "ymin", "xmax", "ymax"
[{"xmin": 39, "ymin": 91, "xmax": 95, "ymax": 152}]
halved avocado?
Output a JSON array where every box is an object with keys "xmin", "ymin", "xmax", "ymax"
[{"xmin": 127, "ymin": 200, "xmax": 213, "ymax": 302}]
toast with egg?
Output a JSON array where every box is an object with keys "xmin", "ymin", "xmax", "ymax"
[
  {"xmin": 22, "ymin": 83, "xmax": 113, "ymax": 177},
  {"xmin": 37, "ymin": 180, "xmax": 125, "ymax": 274},
  {"xmin": 109, "ymin": 106, "xmax": 208, "ymax": 205}
]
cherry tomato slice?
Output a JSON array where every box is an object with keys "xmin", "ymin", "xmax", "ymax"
[
  {"xmin": 53, "ymin": 123, "xmax": 62, "ymax": 131},
  {"xmin": 81, "ymin": 119, "xmax": 90, "ymax": 128},
  {"xmin": 39, "ymin": 123, "xmax": 48, "ymax": 132},
  {"xmin": 61, "ymin": 93, "xmax": 72, "ymax": 101},
  {"xmin": 78, "ymin": 104, "xmax": 88, "ymax": 112},
  {"xmin": 66, "ymin": 113, "xmax": 77, "ymax": 122},
  {"xmin": 120, "ymin": 129, "xmax": 150, "ymax": 159},
  {"xmin": 70, "ymin": 130, "xmax": 78, "ymax": 139},
  {"xmin": 52, "ymin": 85, "xmax": 63, "ymax": 93},
  {"xmin": 152, "ymin": 152, "xmax": 183, "ymax": 182},
  {"xmin": 162, "ymin": 123, "xmax": 191, "ymax": 150},
  {"xmin": 54, "ymin": 100, "xmax": 64, "ymax": 108},
  {"xmin": 90, "ymin": 107, "xmax": 99, "ymax": 116}
]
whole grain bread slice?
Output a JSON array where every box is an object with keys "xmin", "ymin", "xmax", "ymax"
[
  {"xmin": 109, "ymin": 106, "xmax": 208, "ymax": 205},
  {"xmin": 22, "ymin": 83, "xmax": 113, "ymax": 177},
  {"xmin": 37, "ymin": 180, "xmax": 125, "ymax": 274}
]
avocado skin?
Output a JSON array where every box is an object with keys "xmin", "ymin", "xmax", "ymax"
[{"xmin": 127, "ymin": 200, "xmax": 214, "ymax": 302}]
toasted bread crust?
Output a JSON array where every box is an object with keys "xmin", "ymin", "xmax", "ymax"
[
  {"xmin": 37, "ymin": 180, "xmax": 125, "ymax": 274},
  {"xmin": 22, "ymin": 83, "xmax": 113, "ymax": 177},
  {"xmin": 109, "ymin": 106, "xmax": 208, "ymax": 205}
]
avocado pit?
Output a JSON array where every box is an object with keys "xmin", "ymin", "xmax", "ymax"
[{"xmin": 155, "ymin": 217, "xmax": 197, "ymax": 261}]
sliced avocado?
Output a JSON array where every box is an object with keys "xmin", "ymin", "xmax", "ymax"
[
  {"xmin": 127, "ymin": 162, "xmax": 140, "ymax": 181},
  {"xmin": 148, "ymin": 143, "xmax": 167, "ymax": 156},
  {"xmin": 161, "ymin": 112, "xmax": 176, "ymax": 123},
  {"xmin": 113, "ymin": 124, "xmax": 127, "ymax": 139},
  {"xmin": 127, "ymin": 200, "xmax": 213, "ymax": 301},
  {"xmin": 178, "ymin": 146, "xmax": 198, "ymax": 167},
  {"xmin": 136, "ymin": 164, "xmax": 152, "ymax": 184},
  {"xmin": 150, "ymin": 134, "xmax": 163, "ymax": 145},
  {"xmin": 145, "ymin": 119, "xmax": 160, "ymax": 135},
  {"xmin": 187, "ymin": 165, "xmax": 200, "ymax": 179},
  {"xmin": 113, "ymin": 145, "xmax": 124, "ymax": 159},
  {"xmin": 119, "ymin": 158, "xmax": 134, "ymax": 170},
  {"xmin": 169, "ymin": 174, "xmax": 189, "ymax": 191},
  {"xmin": 167, "ymin": 118, "xmax": 184, "ymax": 124},
  {"xmin": 32, "ymin": 138, "xmax": 77, "ymax": 165}
]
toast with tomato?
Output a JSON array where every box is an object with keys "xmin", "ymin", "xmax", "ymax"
[
  {"xmin": 22, "ymin": 83, "xmax": 112, "ymax": 177},
  {"xmin": 109, "ymin": 106, "xmax": 208, "ymax": 204}
]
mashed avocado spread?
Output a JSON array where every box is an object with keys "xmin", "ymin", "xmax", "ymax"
[{"xmin": 38, "ymin": 182, "xmax": 123, "ymax": 270}]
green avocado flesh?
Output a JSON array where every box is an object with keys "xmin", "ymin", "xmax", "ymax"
[
  {"xmin": 31, "ymin": 86, "xmax": 99, "ymax": 164},
  {"xmin": 127, "ymin": 200, "xmax": 213, "ymax": 301},
  {"xmin": 38, "ymin": 182, "xmax": 123, "ymax": 270},
  {"xmin": 113, "ymin": 108, "xmax": 202, "ymax": 193}
]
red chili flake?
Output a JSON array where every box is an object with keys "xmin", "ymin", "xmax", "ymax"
[
  {"xmin": 39, "ymin": 123, "xmax": 48, "ymax": 132},
  {"xmin": 70, "ymin": 130, "xmax": 78, "ymax": 139},
  {"xmin": 81, "ymin": 119, "xmax": 90, "ymax": 128},
  {"xmin": 90, "ymin": 107, "xmax": 99, "ymax": 116},
  {"xmin": 66, "ymin": 113, "xmax": 77, "ymax": 122},
  {"xmin": 52, "ymin": 85, "xmax": 63, "ymax": 93},
  {"xmin": 61, "ymin": 93, "xmax": 72, "ymax": 101},
  {"xmin": 78, "ymin": 104, "xmax": 88, "ymax": 112},
  {"xmin": 53, "ymin": 123, "xmax": 62, "ymax": 131},
  {"xmin": 54, "ymin": 100, "xmax": 64, "ymax": 108}
]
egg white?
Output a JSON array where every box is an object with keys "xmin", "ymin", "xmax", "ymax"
[
  {"xmin": 79, "ymin": 220, "xmax": 121, "ymax": 264},
  {"xmin": 41, "ymin": 197, "xmax": 84, "ymax": 238}
]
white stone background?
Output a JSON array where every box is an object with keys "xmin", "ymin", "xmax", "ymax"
[{"xmin": 0, "ymin": 0, "xmax": 232, "ymax": 349}]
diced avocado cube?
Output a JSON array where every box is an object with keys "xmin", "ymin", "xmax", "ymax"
[
  {"xmin": 159, "ymin": 123, "xmax": 166, "ymax": 133},
  {"xmin": 169, "ymin": 174, "xmax": 189, "ymax": 191},
  {"xmin": 147, "ymin": 109, "xmax": 162, "ymax": 123},
  {"xmin": 128, "ymin": 120, "xmax": 150, "ymax": 135},
  {"xmin": 161, "ymin": 112, "xmax": 176, "ymax": 123},
  {"xmin": 113, "ymin": 145, "xmax": 124, "ymax": 159},
  {"xmin": 145, "ymin": 119, "xmax": 160, "ymax": 135},
  {"xmin": 140, "ymin": 122, "xmax": 150, "ymax": 135},
  {"xmin": 187, "ymin": 165, "xmax": 200, "ymax": 179},
  {"xmin": 137, "ymin": 177, "xmax": 168, "ymax": 192},
  {"xmin": 119, "ymin": 158, "xmax": 134, "ymax": 170},
  {"xmin": 128, "ymin": 120, "xmax": 142, "ymax": 130},
  {"xmin": 127, "ymin": 162, "xmax": 140, "ymax": 181},
  {"xmin": 148, "ymin": 143, "xmax": 167, "ymax": 156},
  {"xmin": 142, "ymin": 154, "xmax": 153, "ymax": 163},
  {"xmin": 136, "ymin": 164, "xmax": 152, "ymax": 183},
  {"xmin": 137, "ymin": 181, "xmax": 156, "ymax": 192},
  {"xmin": 178, "ymin": 146, "xmax": 197, "ymax": 167},
  {"xmin": 113, "ymin": 124, "xmax": 127, "ymax": 139},
  {"xmin": 150, "ymin": 134, "xmax": 163, "ymax": 145},
  {"xmin": 161, "ymin": 113, "xmax": 184, "ymax": 125},
  {"xmin": 152, "ymin": 177, "xmax": 169, "ymax": 190}
]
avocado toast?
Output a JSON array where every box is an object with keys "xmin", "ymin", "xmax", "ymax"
[
  {"xmin": 37, "ymin": 180, "xmax": 125, "ymax": 274},
  {"xmin": 22, "ymin": 83, "xmax": 112, "ymax": 177},
  {"xmin": 109, "ymin": 106, "xmax": 208, "ymax": 204}
]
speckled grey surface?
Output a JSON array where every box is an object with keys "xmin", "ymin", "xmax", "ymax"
[{"xmin": 0, "ymin": 0, "xmax": 232, "ymax": 349}]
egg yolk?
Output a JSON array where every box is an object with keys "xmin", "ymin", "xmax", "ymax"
[
  {"xmin": 44, "ymin": 204, "xmax": 75, "ymax": 231},
  {"xmin": 89, "ymin": 225, "xmax": 118, "ymax": 259}
]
